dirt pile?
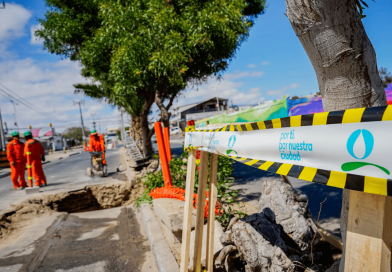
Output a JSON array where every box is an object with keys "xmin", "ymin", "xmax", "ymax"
[{"xmin": 0, "ymin": 182, "xmax": 145, "ymax": 240}]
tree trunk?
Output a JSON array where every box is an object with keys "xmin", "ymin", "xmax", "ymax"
[
  {"xmin": 155, "ymin": 91, "xmax": 171, "ymax": 128},
  {"xmin": 129, "ymin": 116, "xmax": 144, "ymax": 153},
  {"xmin": 284, "ymin": 0, "xmax": 387, "ymax": 270},
  {"xmin": 140, "ymin": 97, "xmax": 155, "ymax": 158}
]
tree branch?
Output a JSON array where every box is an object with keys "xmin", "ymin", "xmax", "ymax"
[{"xmin": 165, "ymin": 93, "xmax": 176, "ymax": 112}]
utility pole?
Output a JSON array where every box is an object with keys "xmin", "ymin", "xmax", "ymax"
[
  {"xmin": 120, "ymin": 109, "xmax": 126, "ymax": 143},
  {"xmin": 10, "ymin": 100, "xmax": 18, "ymax": 129},
  {"xmin": 73, "ymin": 101, "xmax": 86, "ymax": 149},
  {"xmin": 0, "ymin": 108, "xmax": 6, "ymax": 151},
  {"xmin": 91, "ymin": 114, "xmax": 97, "ymax": 131}
]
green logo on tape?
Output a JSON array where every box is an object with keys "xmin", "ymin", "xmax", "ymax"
[
  {"xmin": 341, "ymin": 129, "xmax": 389, "ymax": 175},
  {"xmin": 227, "ymin": 135, "xmax": 238, "ymax": 155}
]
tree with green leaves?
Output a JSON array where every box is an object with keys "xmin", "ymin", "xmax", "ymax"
[
  {"xmin": 379, "ymin": 67, "xmax": 392, "ymax": 88},
  {"xmin": 37, "ymin": 0, "xmax": 266, "ymax": 158},
  {"xmin": 62, "ymin": 126, "xmax": 90, "ymax": 142}
]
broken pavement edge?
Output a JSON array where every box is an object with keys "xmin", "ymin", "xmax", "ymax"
[{"xmin": 140, "ymin": 203, "xmax": 180, "ymax": 272}]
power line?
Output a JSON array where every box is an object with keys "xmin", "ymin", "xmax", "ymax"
[
  {"xmin": 0, "ymin": 83, "xmax": 65, "ymax": 121},
  {"xmin": 0, "ymin": 87, "xmax": 67, "ymax": 122}
]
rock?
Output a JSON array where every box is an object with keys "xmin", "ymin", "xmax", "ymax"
[
  {"xmin": 188, "ymin": 220, "xmax": 224, "ymax": 272},
  {"xmin": 217, "ymin": 179, "xmax": 332, "ymax": 272},
  {"xmin": 220, "ymin": 212, "xmax": 297, "ymax": 272},
  {"xmin": 153, "ymin": 198, "xmax": 197, "ymax": 240},
  {"xmin": 325, "ymin": 259, "xmax": 340, "ymax": 272},
  {"xmin": 147, "ymin": 160, "xmax": 159, "ymax": 170},
  {"xmin": 258, "ymin": 179, "xmax": 318, "ymax": 252}
]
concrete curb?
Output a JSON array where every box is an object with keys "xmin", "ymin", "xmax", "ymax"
[
  {"xmin": 140, "ymin": 204, "xmax": 180, "ymax": 272},
  {"xmin": 120, "ymin": 148, "xmax": 136, "ymax": 185},
  {"xmin": 0, "ymin": 172, "xmax": 11, "ymax": 179},
  {"xmin": 68, "ymin": 152, "xmax": 81, "ymax": 157}
]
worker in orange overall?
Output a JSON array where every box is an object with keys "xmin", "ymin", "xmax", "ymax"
[
  {"xmin": 88, "ymin": 130, "xmax": 106, "ymax": 165},
  {"xmin": 7, "ymin": 131, "xmax": 27, "ymax": 190},
  {"xmin": 24, "ymin": 131, "xmax": 46, "ymax": 187}
]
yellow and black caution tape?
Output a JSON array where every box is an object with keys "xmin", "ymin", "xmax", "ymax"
[{"xmin": 185, "ymin": 105, "xmax": 392, "ymax": 196}]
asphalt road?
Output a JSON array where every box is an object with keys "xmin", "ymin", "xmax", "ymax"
[{"xmin": 0, "ymin": 146, "xmax": 125, "ymax": 213}]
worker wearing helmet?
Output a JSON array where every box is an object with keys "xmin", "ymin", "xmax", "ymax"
[
  {"xmin": 24, "ymin": 131, "xmax": 46, "ymax": 187},
  {"xmin": 7, "ymin": 131, "xmax": 27, "ymax": 190},
  {"xmin": 88, "ymin": 130, "xmax": 106, "ymax": 165}
]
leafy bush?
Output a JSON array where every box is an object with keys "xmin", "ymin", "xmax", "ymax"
[{"xmin": 135, "ymin": 150, "xmax": 242, "ymax": 227}]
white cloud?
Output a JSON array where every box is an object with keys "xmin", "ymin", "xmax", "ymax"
[
  {"xmin": 225, "ymin": 71, "xmax": 251, "ymax": 80},
  {"xmin": 179, "ymin": 71, "xmax": 266, "ymax": 106},
  {"xmin": 251, "ymin": 71, "xmax": 264, "ymax": 77},
  {"xmin": 247, "ymin": 64, "xmax": 257, "ymax": 68},
  {"xmin": 0, "ymin": 58, "xmax": 118, "ymax": 132},
  {"xmin": 225, "ymin": 70, "xmax": 264, "ymax": 80},
  {"xmin": 266, "ymin": 83, "xmax": 299, "ymax": 96},
  {"xmin": 30, "ymin": 24, "xmax": 43, "ymax": 45},
  {"xmin": 261, "ymin": 61, "xmax": 270, "ymax": 66},
  {"xmin": 0, "ymin": 3, "xmax": 31, "ymax": 41}
]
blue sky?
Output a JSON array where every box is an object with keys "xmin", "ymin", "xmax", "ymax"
[{"xmin": 0, "ymin": 0, "xmax": 391, "ymax": 131}]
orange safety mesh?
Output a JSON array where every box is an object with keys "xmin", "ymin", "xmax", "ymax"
[{"xmin": 149, "ymin": 187, "xmax": 222, "ymax": 218}]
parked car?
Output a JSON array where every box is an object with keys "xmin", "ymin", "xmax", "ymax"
[
  {"xmin": 152, "ymin": 134, "xmax": 157, "ymax": 143},
  {"xmin": 170, "ymin": 127, "xmax": 180, "ymax": 135}
]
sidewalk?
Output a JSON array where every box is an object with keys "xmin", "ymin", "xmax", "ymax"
[
  {"xmin": 0, "ymin": 148, "xmax": 83, "ymax": 179},
  {"xmin": 0, "ymin": 206, "xmax": 158, "ymax": 272}
]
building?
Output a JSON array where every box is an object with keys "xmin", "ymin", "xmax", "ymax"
[
  {"xmin": 106, "ymin": 127, "xmax": 119, "ymax": 141},
  {"xmin": 5, "ymin": 127, "xmax": 65, "ymax": 154},
  {"xmin": 170, "ymin": 97, "xmax": 229, "ymax": 130}
]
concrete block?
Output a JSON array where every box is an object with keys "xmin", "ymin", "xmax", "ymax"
[
  {"xmin": 153, "ymin": 198, "xmax": 197, "ymax": 241},
  {"xmin": 25, "ymin": 188, "xmax": 40, "ymax": 195},
  {"xmin": 188, "ymin": 220, "xmax": 224, "ymax": 272},
  {"xmin": 159, "ymin": 219, "xmax": 181, "ymax": 245}
]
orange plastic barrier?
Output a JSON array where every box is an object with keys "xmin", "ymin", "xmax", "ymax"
[
  {"xmin": 154, "ymin": 122, "xmax": 172, "ymax": 187},
  {"xmin": 163, "ymin": 127, "xmax": 172, "ymax": 162},
  {"xmin": 150, "ymin": 187, "xmax": 221, "ymax": 218}
]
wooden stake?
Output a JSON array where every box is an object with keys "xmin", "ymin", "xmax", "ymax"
[
  {"xmin": 344, "ymin": 190, "xmax": 392, "ymax": 272},
  {"xmin": 206, "ymin": 153, "xmax": 218, "ymax": 272},
  {"xmin": 180, "ymin": 149, "xmax": 197, "ymax": 272},
  {"xmin": 193, "ymin": 151, "xmax": 209, "ymax": 272}
]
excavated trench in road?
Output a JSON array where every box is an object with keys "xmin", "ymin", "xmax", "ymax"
[{"xmin": 0, "ymin": 181, "xmax": 145, "ymax": 240}]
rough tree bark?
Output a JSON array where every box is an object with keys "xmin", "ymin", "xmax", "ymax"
[
  {"xmin": 155, "ymin": 91, "xmax": 176, "ymax": 128},
  {"xmin": 285, "ymin": 0, "xmax": 387, "ymax": 270},
  {"xmin": 140, "ymin": 97, "xmax": 155, "ymax": 158},
  {"xmin": 129, "ymin": 116, "xmax": 144, "ymax": 153}
]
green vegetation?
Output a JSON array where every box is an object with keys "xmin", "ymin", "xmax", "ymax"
[
  {"xmin": 62, "ymin": 126, "xmax": 90, "ymax": 142},
  {"xmin": 136, "ymin": 150, "xmax": 244, "ymax": 227},
  {"xmin": 380, "ymin": 67, "xmax": 392, "ymax": 88},
  {"xmin": 116, "ymin": 127, "xmax": 130, "ymax": 141},
  {"xmin": 37, "ymin": 0, "xmax": 266, "ymax": 157}
]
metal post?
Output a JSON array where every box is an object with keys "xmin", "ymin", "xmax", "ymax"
[
  {"xmin": 120, "ymin": 109, "xmax": 126, "ymax": 143},
  {"xmin": 91, "ymin": 114, "xmax": 97, "ymax": 131}
]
